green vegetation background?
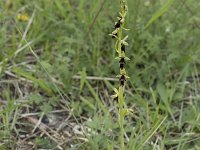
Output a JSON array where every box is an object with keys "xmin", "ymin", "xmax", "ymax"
[{"xmin": 0, "ymin": 0, "xmax": 200, "ymax": 149}]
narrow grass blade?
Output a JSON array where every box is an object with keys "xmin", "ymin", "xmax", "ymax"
[
  {"xmin": 144, "ymin": 0, "xmax": 175, "ymax": 29},
  {"xmin": 137, "ymin": 116, "xmax": 167, "ymax": 149},
  {"xmin": 12, "ymin": 67, "xmax": 52, "ymax": 95},
  {"xmin": 80, "ymin": 67, "xmax": 86, "ymax": 92},
  {"xmin": 85, "ymin": 80, "xmax": 107, "ymax": 114},
  {"xmin": 80, "ymin": 96, "xmax": 96, "ymax": 111}
]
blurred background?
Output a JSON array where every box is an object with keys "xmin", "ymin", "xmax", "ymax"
[{"xmin": 1, "ymin": 0, "xmax": 200, "ymax": 149}]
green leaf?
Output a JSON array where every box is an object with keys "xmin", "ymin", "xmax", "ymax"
[
  {"xmin": 12, "ymin": 67, "xmax": 52, "ymax": 95},
  {"xmin": 80, "ymin": 67, "xmax": 86, "ymax": 92},
  {"xmin": 157, "ymin": 82, "xmax": 167, "ymax": 102},
  {"xmin": 144, "ymin": 0, "xmax": 175, "ymax": 29},
  {"xmin": 80, "ymin": 96, "xmax": 96, "ymax": 111},
  {"xmin": 136, "ymin": 116, "xmax": 167, "ymax": 149},
  {"xmin": 85, "ymin": 80, "xmax": 107, "ymax": 114},
  {"xmin": 107, "ymin": 143, "xmax": 114, "ymax": 150},
  {"xmin": 28, "ymin": 94, "xmax": 43, "ymax": 104},
  {"xmin": 113, "ymin": 88, "xmax": 118, "ymax": 94}
]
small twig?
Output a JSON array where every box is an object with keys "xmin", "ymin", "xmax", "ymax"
[
  {"xmin": 15, "ymin": 81, "xmax": 23, "ymax": 98},
  {"xmin": 57, "ymin": 113, "xmax": 72, "ymax": 132},
  {"xmin": 32, "ymin": 112, "xmax": 44, "ymax": 133},
  {"xmin": 21, "ymin": 131, "xmax": 40, "ymax": 142},
  {"xmin": 73, "ymin": 75, "xmax": 117, "ymax": 81},
  {"xmin": 4, "ymin": 71, "xmax": 33, "ymax": 83},
  {"xmin": 20, "ymin": 109, "xmax": 68, "ymax": 118},
  {"xmin": 26, "ymin": 116, "xmax": 62, "ymax": 144}
]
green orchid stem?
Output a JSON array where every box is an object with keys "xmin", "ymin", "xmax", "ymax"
[
  {"xmin": 118, "ymin": 1, "xmax": 126, "ymax": 150},
  {"xmin": 118, "ymin": 86, "xmax": 125, "ymax": 150},
  {"xmin": 111, "ymin": 0, "xmax": 128, "ymax": 149}
]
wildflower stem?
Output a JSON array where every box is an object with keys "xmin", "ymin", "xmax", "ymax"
[
  {"xmin": 110, "ymin": 0, "xmax": 128, "ymax": 149},
  {"xmin": 119, "ymin": 86, "xmax": 125, "ymax": 150},
  {"xmin": 118, "ymin": 1, "xmax": 126, "ymax": 150}
]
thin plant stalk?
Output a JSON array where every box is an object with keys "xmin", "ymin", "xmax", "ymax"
[
  {"xmin": 119, "ymin": 86, "xmax": 125, "ymax": 150},
  {"xmin": 110, "ymin": 0, "xmax": 129, "ymax": 149}
]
